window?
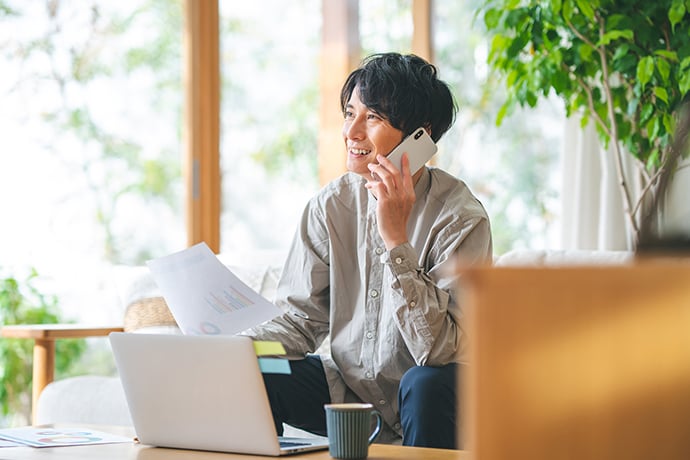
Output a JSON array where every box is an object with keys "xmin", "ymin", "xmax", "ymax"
[
  {"xmin": 433, "ymin": 0, "xmax": 562, "ymax": 253},
  {"xmin": 0, "ymin": 1, "xmax": 183, "ymax": 321},
  {"xmin": 1, "ymin": 1, "xmax": 562, "ymax": 317},
  {"xmin": 218, "ymin": 0, "xmax": 321, "ymax": 256},
  {"xmin": 360, "ymin": 0, "xmax": 562, "ymax": 253}
]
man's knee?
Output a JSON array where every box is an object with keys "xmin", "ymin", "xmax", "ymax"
[
  {"xmin": 399, "ymin": 364, "xmax": 457, "ymax": 406},
  {"xmin": 398, "ymin": 364, "xmax": 459, "ymax": 449}
]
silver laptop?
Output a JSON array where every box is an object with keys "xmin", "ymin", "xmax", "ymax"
[{"xmin": 109, "ymin": 332, "xmax": 329, "ymax": 456}]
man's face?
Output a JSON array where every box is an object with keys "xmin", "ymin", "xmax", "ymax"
[{"xmin": 342, "ymin": 87, "xmax": 404, "ymax": 181}]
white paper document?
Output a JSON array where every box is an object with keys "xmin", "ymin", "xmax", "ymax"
[
  {"xmin": 147, "ymin": 242, "xmax": 283, "ymax": 335},
  {"xmin": 0, "ymin": 427, "xmax": 131, "ymax": 448}
]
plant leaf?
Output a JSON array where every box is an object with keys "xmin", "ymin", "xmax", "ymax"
[
  {"xmin": 562, "ymin": 0, "xmax": 573, "ymax": 21},
  {"xmin": 653, "ymin": 86, "xmax": 669, "ymax": 105},
  {"xmin": 646, "ymin": 116, "xmax": 660, "ymax": 141},
  {"xmin": 640, "ymin": 102, "xmax": 654, "ymax": 124},
  {"xmin": 656, "ymin": 58, "xmax": 671, "ymax": 83},
  {"xmin": 669, "ymin": 0, "xmax": 686, "ymax": 31},
  {"xmin": 636, "ymin": 56, "xmax": 655, "ymax": 86},
  {"xmin": 484, "ymin": 8, "xmax": 502, "ymax": 30},
  {"xmin": 551, "ymin": 0, "xmax": 563, "ymax": 14},
  {"xmin": 654, "ymin": 50, "xmax": 678, "ymax": 62},
  {"xmin": 596, "ymin": 29, "xmax": 633, "ymax": 46},
  {"xmin": 681, "ymin": 56, "xmax": 690, "ymax": 71},
  {"xmin": 646, "ymin": 148, "xmax": 660, "ymax": 170},
  {"xmin": 612, "ymin": 44, "xmax": 630, "ymax": 62},
  {"xmin": 496, "ymin": 102, "xmax": 510, "ymax": 126},
  {"xmin": 663, "ymin": 113, "xmax": 675, "ymax": 136},
  {"xmin": 679, "ymin": 72, "xmax": 690, "ymax": 96},
  {"xmin": 575, "ymin": 0, "xmax": 595, "ymax": 20}
]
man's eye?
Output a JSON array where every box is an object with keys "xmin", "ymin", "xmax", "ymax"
[
  {"xmin": 343, "ymin": 111, "xmax": 354, "ymax": 119},
  {"xmin": 367, "ymin": 113, "xmax": 381, "ymax": 120}
]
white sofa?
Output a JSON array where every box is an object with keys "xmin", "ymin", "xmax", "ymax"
[{"xmin": 35, "ymin": 248, "xmax": 633, "ymax": 428}]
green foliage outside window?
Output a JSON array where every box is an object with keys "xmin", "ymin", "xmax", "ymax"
[
  {"xmin": 1, "ymin": 0, "xmax": 184, "ymax": 266},
  {"xmin": 0, "ymin": 269, "xmax": 86, "ymax": 424}
]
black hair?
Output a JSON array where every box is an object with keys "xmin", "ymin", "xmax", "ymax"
[{"xmin": 340, "ymin": 52, "xmax": 457, "ymax": 142}]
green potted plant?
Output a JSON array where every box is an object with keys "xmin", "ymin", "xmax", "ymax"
[
  {"xmin": 479, "ymin": 0, "xmax": 690, "ymax": 246},
  {"xmin": 0, "ymin": 268, "xmax": 85, "ymax": 425}
]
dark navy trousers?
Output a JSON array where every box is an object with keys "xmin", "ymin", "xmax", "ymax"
[{"xmin": 261, "ymin": 356, "xmax": 459, "ymax": 449}]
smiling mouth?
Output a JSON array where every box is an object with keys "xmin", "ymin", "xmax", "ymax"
[{"xmin": 350, "ymin": 148, "xmax": 371, "ymax": 156}]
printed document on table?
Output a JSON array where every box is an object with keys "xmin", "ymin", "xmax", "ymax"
[
  {"xmin": 147, "ymin": 242, "xmax": 283, "ymax": 335},
  {"xmin": 0, "ymin": 427, "xmax": 131, "ymax": 448}
]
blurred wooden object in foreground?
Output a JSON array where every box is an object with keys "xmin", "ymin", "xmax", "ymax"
[{"xmin": 459, "ymin": 262, "xmax": 690, "ymax": 460}]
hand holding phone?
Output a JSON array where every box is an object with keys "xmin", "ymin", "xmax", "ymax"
[{"xmin": 385, "ymin": 127, "xmax": 437, "ymax": 175}]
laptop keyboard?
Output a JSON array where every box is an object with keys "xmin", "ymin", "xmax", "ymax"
[{"xmin": 279, "ymin": 440, "xmax": 310, "ymax": 448}]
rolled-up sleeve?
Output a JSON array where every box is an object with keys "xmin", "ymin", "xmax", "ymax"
[{"xmin": 384, "ymin": 214, "xmax": 492, "ymax": 365}]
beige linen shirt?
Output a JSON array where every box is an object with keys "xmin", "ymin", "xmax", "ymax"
[{"xmin": 246, "ymin": 167, "xmax": 492, "ymax": 443}]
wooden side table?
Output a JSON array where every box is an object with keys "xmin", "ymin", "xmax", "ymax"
[{"xmin": 0, "ymin": 324, "xmax": 124, "ymax": 422}]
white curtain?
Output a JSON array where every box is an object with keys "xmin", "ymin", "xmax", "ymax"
[
  {"xmin": 560, "ymin": 115, "xmax": 639, "ymax": 251},
  {"xmin": 662, "ymin": 157, "xmax": 690, "ymax": 237}
]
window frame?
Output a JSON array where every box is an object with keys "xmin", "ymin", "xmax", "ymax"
[{"xmin": 184, "ymin": 0, "xmax": 432, "ymax": 252}]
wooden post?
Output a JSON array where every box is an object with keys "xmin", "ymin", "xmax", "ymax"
[
  {"xmin": 412, "ymin": 0, "xmax": 435, "ymax": 166},
  {"xmin": 318, "ymin": 0, "xmax": 360, "ymax": 186},
  {"xmin": 183, "ymin": 0, "xmax": 221, "ymax": 252},
  {"xmin": 412, "ymin": 0, "xmax": 433, "ymax": 62}
]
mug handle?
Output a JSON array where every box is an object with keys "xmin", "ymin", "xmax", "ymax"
[{"xmin": 368, "ymin": 410, "xmax": 383, "ymax": 444}]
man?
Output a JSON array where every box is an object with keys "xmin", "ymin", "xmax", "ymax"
[{"xmin": 244, "ymin": 52, "xmax": 492, "ymax": 449}]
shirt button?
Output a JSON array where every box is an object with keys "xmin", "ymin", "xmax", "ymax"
[
  {"xmin": 410, "ymin": 301, "xmax": 416, "ymax": 308},
  {"xmin": 394, "ymin": 422, "xmax": 401, "ymax": 430},
  {"xmin": 370, "ymin": 289, "xmax": 379, "ymax": 298},
  {"xmin": 375, "ymin": 247, "xmax": 384, "ymax": 255},
  {"xmin": 395, "ymin": 257, "xmax": 403, "ymax": 264},
  {"xmin": 378, "ymin": 399, "xmax": 387, "ymax": 405},
  {"xmin": 365, "ymin": 331, "xmax": 374, "ymax": 339},
  {"xmin": 365, "ymin": 371, "xmax": 373, "ymax": 379}
]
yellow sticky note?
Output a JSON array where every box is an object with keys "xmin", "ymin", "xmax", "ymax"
[{"xmin": 253, "ymin": 341, "xmax": 286, "ymax": 356}]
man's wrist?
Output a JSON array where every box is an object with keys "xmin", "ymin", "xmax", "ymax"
[{"xmin": 384, "ymin": 238, "xmax": 408, "ymax": 251}]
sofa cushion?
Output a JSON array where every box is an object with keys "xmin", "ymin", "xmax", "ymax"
[
  {"xmin": 36, "ymin": 376, "xmax": 132, "ymax": 426},
  {"xmin": 495, "ymin": 248, "xmax": 633, "ymax": 266}
]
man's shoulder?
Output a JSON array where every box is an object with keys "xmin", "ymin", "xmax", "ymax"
[
  {"xmin": 313, "ymin": 172, "xmax": 366, "ymax": 202},
  {"xmin": 300, "ymin": 173, "xmax": 368, "ymax": 218},
  {"xmin": 427, "ymin": 167, "xmax": 472, "ymax": 197},
  {"xmin": 426, "ymin": 168, "xmax": 488, "ymax": 218}
]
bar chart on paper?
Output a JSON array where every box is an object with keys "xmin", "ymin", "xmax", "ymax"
[{"xmin": 147, "ymin": 242, "xmax": 283, "ymax": 335}]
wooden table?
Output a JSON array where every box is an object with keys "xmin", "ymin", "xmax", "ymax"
[
  {"xmin": 0, "ymin": 324, "xmax": 124, "ymax": 422},
  {"xmin": 0, "ymin": 425, "xmax": 467, "ymax": 460}
]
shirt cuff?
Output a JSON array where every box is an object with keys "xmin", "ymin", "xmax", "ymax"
[{"xmin": 381, "ymin": 242, "xmax": 420, "ymax": 276}]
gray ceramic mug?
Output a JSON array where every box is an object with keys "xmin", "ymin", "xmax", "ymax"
[{"xmin": 324, "ymin": 403, "xmax": 382, "ymax": 459}]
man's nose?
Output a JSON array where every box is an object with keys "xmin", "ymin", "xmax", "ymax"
[{"xmin": 345, "ymin": 116, "xmax": 365, "ymax": 140}]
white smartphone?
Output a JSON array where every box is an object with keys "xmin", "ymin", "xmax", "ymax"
[{"xmin": 385, "ymin": 127, "xmax": 438, "ymax": 175}]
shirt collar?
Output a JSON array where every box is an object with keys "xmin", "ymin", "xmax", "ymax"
[{"xmin": 413, "ymin": 166, "xmax": 431, "ymax": 196}]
